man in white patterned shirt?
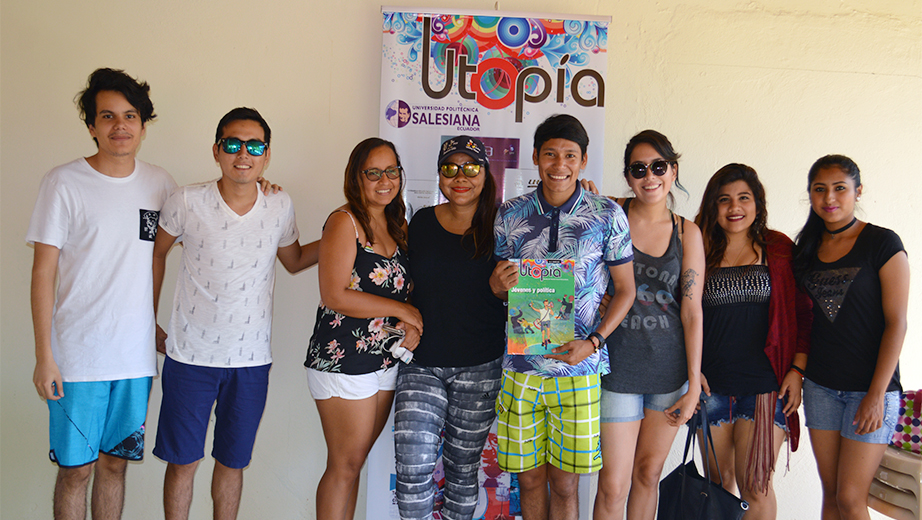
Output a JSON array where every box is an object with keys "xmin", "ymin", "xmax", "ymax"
[{"xmin": 152, "ymin": 107, "xmax": 317, "ymax": 520}]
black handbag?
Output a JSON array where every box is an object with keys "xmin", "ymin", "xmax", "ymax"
[{"xmin": 657, "ymin": 401, "xmax": 749, "ymax": 519}]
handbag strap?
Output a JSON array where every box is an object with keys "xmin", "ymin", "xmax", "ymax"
[
  {"xmin": 680, "ymin": 399, "xmax": 727, "ymax": 487},
  {"xmin": 698, "ymin": 399, "xmax": 727, "ymax": 487},
  {"xmin": 680, "ymin": 405, "xmax": 699, "ymax": 462}
]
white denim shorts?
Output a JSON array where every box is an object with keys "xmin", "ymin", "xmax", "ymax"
[{"xmin": 306, "ymin": 366, "xmax": 398, "ymax": 400}]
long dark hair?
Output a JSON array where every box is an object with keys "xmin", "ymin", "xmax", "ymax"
[
  {"xmin": 460, "ymin": 162, "xmax": 498, "ymax": 259},
  {"xmin": 623, "ymin": 130, "xmax": 687, "ymax": 206},
  {"xmin": 792, "ymin": 154, "xmax": 862, "ymax": 284},
  {"xmin": 343, "ymin": 138, "xmax": 407, "ymax": 250},
  {"xmin": 694, "ymin": 163, "xmax": 769, "ymax": 279}
]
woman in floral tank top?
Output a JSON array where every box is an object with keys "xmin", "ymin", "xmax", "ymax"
[{"xmin": 305, "ymin": 138, "xmax": 422, "ymax": 520}]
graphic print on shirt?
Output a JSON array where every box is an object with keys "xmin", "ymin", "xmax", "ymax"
[
  {"xmin": 803, "ymin": 267, "xmax": 861, "ymax": 322},
  {"xmin": 619, "ymin": 262, "xmax": 678, "ymax": 332},
  {"xmin": 139, "ymin": 209, "xmax": 160, "ymax": 241}
]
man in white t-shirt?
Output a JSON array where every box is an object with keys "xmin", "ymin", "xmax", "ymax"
[
  {"xmin": 27, "ymin": 68, "xmax": 177, "ymax": 520},
  {"xmin": 151, "ymin": 107, "xmax": 318, "ymax": 520}
]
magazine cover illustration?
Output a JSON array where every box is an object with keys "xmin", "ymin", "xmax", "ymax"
[{"xmin": 507, "ymin": 259, "xmax": 575, "ymax": 355}]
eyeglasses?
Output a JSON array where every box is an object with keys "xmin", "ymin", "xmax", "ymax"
[
  {"xmin": 626, "ymin": 160, "xmax": 670, "ymax": 179},
  {"xmin": 218, "ymin": 137, "xmax": 268, "ymax": 156},
  {"xmin": 439, "ymin": 162, "xmax": 482, "ymax": 178},
  {"xmin": 362, "ymin": 166, "xmax": 402, "ymax": 181}
]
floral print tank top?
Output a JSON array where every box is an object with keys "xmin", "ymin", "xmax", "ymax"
[{"xmin": 305, "ymin": 211, "xmax": 410, "ymax": 374}]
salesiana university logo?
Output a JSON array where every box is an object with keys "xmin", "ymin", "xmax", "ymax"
[{"xmin": 385, "ymin": 100, "xmax": 411, "ymax": 128}]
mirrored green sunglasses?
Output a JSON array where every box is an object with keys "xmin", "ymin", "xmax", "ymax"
[{"xmin": 218, "ymin": 137, "xmax": 268, "ymax": 156}]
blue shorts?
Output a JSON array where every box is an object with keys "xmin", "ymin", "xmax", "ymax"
[
  {"xmin": 600, "ymin": 382, "xmax": 689, "ymax": 423},
  {"xmin": 802, "ymin": 378, "xmax": 899, "ymax": 444},
  {"xmin": 701, "ymin": 392, "xmax": 787, "ymax": 431},
  {"xmin": 48, "ymin": 377, "xmax": 152, "ymax": 468},
  {"xmin": 153, "ymin": 356, "xmax": 270, "ymax": 468}
]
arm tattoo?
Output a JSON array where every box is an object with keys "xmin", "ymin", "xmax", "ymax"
[{"xmin": 680, "ymin": 268, "xmax": 698, "ymax": 300}]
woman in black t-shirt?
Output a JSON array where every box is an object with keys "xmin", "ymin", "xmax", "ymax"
[
  {"xmin": 793, "ymin": 154, "xmax": 909, "ymax": 520},
  {"xmin": 393, "ymin": 136, "xmax": 507, "ymax": 520}
]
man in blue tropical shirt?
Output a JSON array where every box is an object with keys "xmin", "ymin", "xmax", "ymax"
[{"xmin": 489, "ymin": 114, "xmax": 635, "ymax": 520}]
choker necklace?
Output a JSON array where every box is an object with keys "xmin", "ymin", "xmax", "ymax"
[{"xmin": 826, "ymin": 217, "xmax": 857, "ymax": 235}]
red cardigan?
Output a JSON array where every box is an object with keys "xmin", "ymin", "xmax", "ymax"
[{"xmin": 765, "ymin": 230, "xmax": 813, "ymax": 450}]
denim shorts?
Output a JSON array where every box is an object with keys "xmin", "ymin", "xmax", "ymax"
[
  {"xmin": 700, "ymin": 392, "xmax": 787, "ymax": 431},
  {"xmin": 600, "ymin": 382, "xmax": 689, "ymax": 423},
  {"xmin": 802, "ymin": 378, "xmax": 899, "ymax": 444}
]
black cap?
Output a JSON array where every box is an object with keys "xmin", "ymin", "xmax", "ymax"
[{"xmin": 438, "ymin": 135, "xmax": 489, "ymax": 167}]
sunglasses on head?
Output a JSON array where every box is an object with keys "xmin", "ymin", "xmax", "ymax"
[
  {"xmin": 362, "ymin": 166, "xmax": 402, "ymax": 181},
  {"xmin": 218, "ymin": 137, "xmax": 268, "ymax": 156},
  {"xmin": 439, "ymin": 162, "xmax": 482, "ymax": 178},
  {"xmin": 626, "ymin": 160, "xmax": 670, "ymax": 179}
]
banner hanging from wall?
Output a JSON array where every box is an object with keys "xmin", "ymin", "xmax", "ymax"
[
  {"xmin": 369, "ymin": 8, "xmax": 609, "ymax": 519},
  {"xmin": 378, "ymin": 7, "xmax": 611, "ymax": 218}
]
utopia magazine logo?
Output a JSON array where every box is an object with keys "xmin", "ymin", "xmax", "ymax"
[{"xmin": 383, "ymin": 13, "xmax": 606, "ymax": 125}]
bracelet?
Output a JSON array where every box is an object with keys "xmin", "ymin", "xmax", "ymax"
[
  {"xmin": 588, "ymin": 332, "xmax": 606, "ymax": 353},
  {"xmin": 790, "ymin": 365, "xmax": 805, "ymax": 377}
]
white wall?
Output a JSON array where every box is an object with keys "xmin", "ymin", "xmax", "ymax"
[{"xmin": 2, "ymin": 1, "xmax": 919, "ymax": 518}]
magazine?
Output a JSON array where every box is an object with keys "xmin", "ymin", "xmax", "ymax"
[{"xmin": 507, "ymin": 259, "xmax": 576, "ymax": 355}]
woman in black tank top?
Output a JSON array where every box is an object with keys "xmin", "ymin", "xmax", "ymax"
[{"xmin": 695, "ymin": 164, "xmax": 812, "ymax": 519}]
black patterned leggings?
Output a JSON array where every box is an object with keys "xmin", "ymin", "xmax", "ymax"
[{"xmin": 393, "ymin": 358, "xmax": 503, "ymax": 520}]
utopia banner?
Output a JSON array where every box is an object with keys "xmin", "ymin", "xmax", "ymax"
[{"xmin": 378, "ymin": 8, "xmax": 611, "ymax": 218}]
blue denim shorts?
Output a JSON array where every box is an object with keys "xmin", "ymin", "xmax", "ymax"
[
  {"xmin": 600, "ymin": 382, "xmax": 689, "ymax": 423},
  {"xmin": 700, "ymin": 392, "xmax": 787, "ymax": 431},
  {"xmin": 802, "ymin": 378, "xmax": 899, "ymax": 444}
]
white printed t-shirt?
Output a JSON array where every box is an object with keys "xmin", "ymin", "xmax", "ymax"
[
  {"xmin": 159, "ymin": 180, "xmax": 299, "ymax": 368},
  {"xmin": 26, "ymin": 158, "xmax": 177, "ymax": 382}
]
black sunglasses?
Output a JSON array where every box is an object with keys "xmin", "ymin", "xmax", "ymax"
[
  {"xmin": 626, "ymin": 160, "xmax": 670, "ymax": 179},
  {"xmin": 218, "ymin": 137, "xmax": 268, "ymax": 156}
]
